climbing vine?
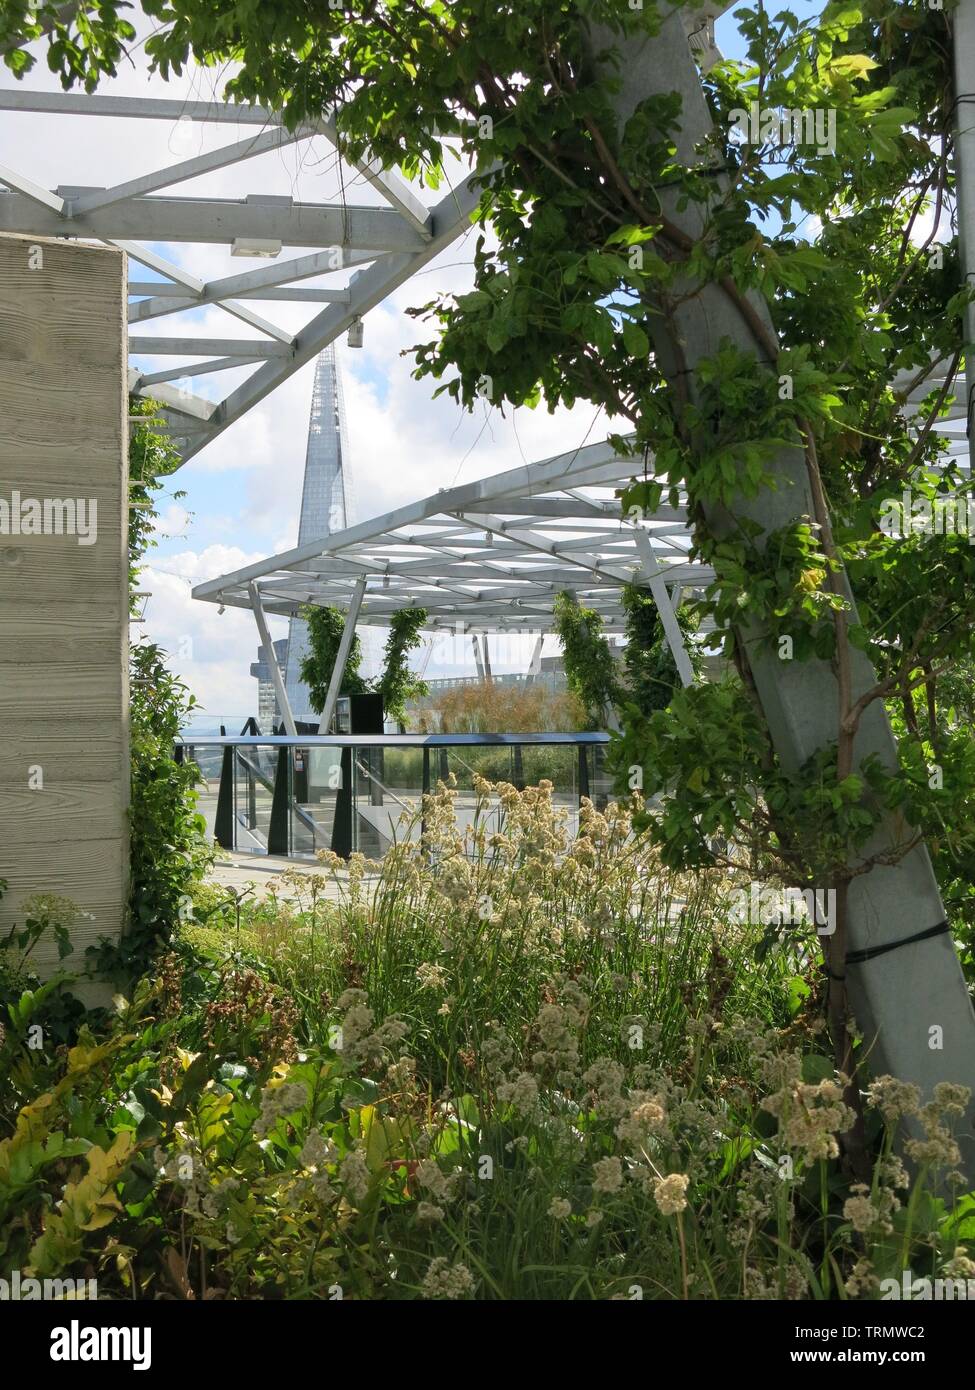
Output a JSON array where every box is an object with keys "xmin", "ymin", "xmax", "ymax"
[
  {"xmin": 299, "ymin": 603, "xmax": 428, "ymax": 726},
  {"xmin": 378, "ymin": 607, "xmax": 430, "ymax": 727},
  {"xmin": 94, "ymin": 404, "xmax": 210, "ymax": 983},
  {"xmin": 620, "ymin": 582, "xmax": 695, "ymax": 718},
  {"xmin": 553, "ymin": 591, "xmax": 623, "ymax": 729},
  {"xmin": 298, "ymin": 604, "xmax": 369, "ymax": 716}
]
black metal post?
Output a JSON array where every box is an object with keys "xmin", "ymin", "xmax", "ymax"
[
  {"xmin": 214, "ymin": 744, "xmax": 235, "ymax": 849},
  {"xmin": 578, "ymin": 743, "xmax": 590, "ymax": 808},
  {"xmin": 268, "ymin": 745, "xmax": 291, "ymax": 855},
  {"xmin": 330, "ymin": 746, "xmax": 354, "ymax": 859}
]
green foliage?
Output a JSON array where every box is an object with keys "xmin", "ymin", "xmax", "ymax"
[
  {"xmin": 553, "ymin": 591, "xmax": 623, "ymax": 729},
  {"xmin": 300, "ymin": 604, "xmax": 429, "ymax": 726},
  {"xmin": 620, "ymin": 582, "xmax": 693, "ymax": 717},
  {"xmin": 7, "ymin": 0, "xmax": 975, "ymax": 924},
  {"xmin": 6, "ymin": 0, "xmax": 975, "ymax": 1226},
  {"xmin": 127, "ymin": 400, "xmax": 184, "ymax": 613},
  {"xmin": 1, "ymin": 790, "xmax": 972, "ymax": 1299},
  {"xmin": 95, "ymin": 407, "xmax": 210, "ymax": 982},
  {"xmin": 377, "ymin": 607, "xmax": 429, "ymax": 726},
  {"xmin": 0, "ymin": 890, "xmax": 89, "ymax": 1123},
  {"xmin": 0, "ymin": 1, "xmax": 136, "ymax": 88},
  {"xmin": 113, "ymin": 641, "xmax": 210, "ymax": 982},
  {"xmin": 298, "ymin": 604, "xmax": 369, "ymax": 716}
]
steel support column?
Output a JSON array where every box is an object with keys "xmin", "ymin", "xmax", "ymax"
[
  {"xmin": 634, "ymin": 530, "xmax": 695, "ymax": 688},
  {"xmin": 248, "ymin": 581, "xmax": 297, "ymax": 737},
  {"xmin": 317, "ymin": 575, "xmax": 367, "ymax": 734}
]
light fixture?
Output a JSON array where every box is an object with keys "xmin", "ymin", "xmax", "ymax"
[
  {"xmin": 347, "ymin": 317, "xmax": 364, "ymax": 348},
  {"xmin": 230, "ymin": 238, "xmax": 283, "ymax": 259}
]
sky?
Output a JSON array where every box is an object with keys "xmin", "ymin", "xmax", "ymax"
[{"xmin": 0, "ymin": 4, "xmax": 821, "ymax": 724}]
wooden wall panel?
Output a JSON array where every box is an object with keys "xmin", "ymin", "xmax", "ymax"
[{"xmin": 0, "ymin": 231, "xmax": 128, "ymax": 975}]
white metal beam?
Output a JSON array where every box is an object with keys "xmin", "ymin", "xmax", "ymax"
[
  {"xmin": 317, "ymin": 575, "xmax": 367, "ymax": 735},
  {"xmin": 129, "ymin": 336, "xmax": 292, "ymax": 358},
  {"xmin": 0, "ymin": 164, "xmax": 66, "ymax": 214},
  {"xmin": 71, "ymin": 127, "xmax": 315, "ymax": 216},
  {"xmin": 0, "ymin": 190, "xmax": 425, "ymax": 251},
  {"xmin": 134, "ymin": 356, "xmax": 263, "ymax": 387},
  {"xmin": 183, "ymin": 176, "xmax": 479, "ymax": 463},
  {"xmin": 526, "ymin": 634, "xmax": 544, "ymax": 682},
  {"xmin": 248, "ymin": 581, "xmax": 298, "ymax": 737}
]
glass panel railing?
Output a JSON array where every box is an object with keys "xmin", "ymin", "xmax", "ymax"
[
  {"xmin": 233, "ymin": 747, "xmax": 274, "ymax": 852},
  {"xmin": 176, "ymin": 734, "xmax": 613, "ymax": 863}
]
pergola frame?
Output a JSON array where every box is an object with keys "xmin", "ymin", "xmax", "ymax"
[
  {"xmin": 0, "ymin": 87, "xmax": 478, "ymax": 464},
  {"xmin": 191, "ymin": 353, "xmax": 969, "ymax": 719},
  {"xmin": 192, "ymin": 435, "xmax": 713, "ymax": 704}
]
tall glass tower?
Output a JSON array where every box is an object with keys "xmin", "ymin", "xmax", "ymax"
[{"xmin": 282, "ymin": 346, "xmax": 356, "ymax": 724}]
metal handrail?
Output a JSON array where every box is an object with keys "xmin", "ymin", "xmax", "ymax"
[
  {"xmin": 179, "ymin": 730, "xmax": 610, "ymax": 860},
  {"xmin": 353, "ymin": 756, "xmax": 413, "ymax": 814},
  {"xmin": 177, "ymin": 732, "xmax": 610, "ymax": 748}
]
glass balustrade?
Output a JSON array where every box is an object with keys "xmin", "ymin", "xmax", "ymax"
[{"xmin": 177, "ymin": 733, "xmax": 613, "ymax": 862}]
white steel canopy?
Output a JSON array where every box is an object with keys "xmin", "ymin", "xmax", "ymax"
[
  {"xmin": 191, "ymin": 436, "xmax": 714, "ymax": 634},
  {"xmin": 0, "ymin": 87, "xmax": 476, "ymax": 465}
]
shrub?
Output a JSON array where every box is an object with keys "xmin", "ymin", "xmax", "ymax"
[{"xmin": 4, "ymin": 782, "xmax": 971, "ymax": 1300}]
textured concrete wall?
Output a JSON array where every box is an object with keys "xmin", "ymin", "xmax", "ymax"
[{"xmin": 0, "ymin": 231, "xmax": 129, "ymax": 975}]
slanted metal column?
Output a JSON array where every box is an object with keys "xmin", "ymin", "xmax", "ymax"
[
  {"xmin": 526, "ymin": 633, "xmax": 544, "ymax": 683},
  {"xmin": 481, "ymin": 633, "xmax": 493, "ymax": 680},
  {"xmin": 633, "ymin": 530, "xmax": 695, "ymax": 688},
  {"xmin": 248, "ymin": 581, "xmax": 298, "ymax": 736},
  {"xmin": 597, "ymin": 8, "xmax": 975, "ymax": 1174},
  {"xmin": 471, "ymin": 633, "xmax": 486, "ymax": 680},
  {"xmin": 317, "ymin": 575, "xmax": 367, "ymax": 734}
]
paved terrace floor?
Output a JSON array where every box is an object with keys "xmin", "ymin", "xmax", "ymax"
[{"xmin": 206, "ymin": 851, "xmax": 380, "ymax": 903}]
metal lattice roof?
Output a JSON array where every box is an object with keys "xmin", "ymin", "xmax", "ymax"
[
  {"xmin": 0, "ymin": 88, "xmax": 476, "ymax": 465},
  {"xmin": 191, "ymin": 436, "xmax": 713, "ymax": 633},
  {"xmin": 192, "ymin": 351, "xmax": 971, "ymax": 637}
]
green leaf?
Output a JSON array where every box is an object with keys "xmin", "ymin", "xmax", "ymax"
[{"xmin": 621, "ymin": 318, "xmax": 650, "ymax": 358}]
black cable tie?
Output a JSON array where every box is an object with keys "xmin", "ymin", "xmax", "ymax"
[{"xmin": 845, "ymin": 919, "xmax": 950, "ymax": 968}]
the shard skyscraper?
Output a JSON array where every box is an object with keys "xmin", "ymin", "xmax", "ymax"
[{"xmin": 282, "ymin": 346, "xmax": 356, "ymax": 724}]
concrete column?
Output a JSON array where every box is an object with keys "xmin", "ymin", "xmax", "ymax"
[{"xmin": 0, "ymin": 232, "xmax": 128, "ymax": 989}]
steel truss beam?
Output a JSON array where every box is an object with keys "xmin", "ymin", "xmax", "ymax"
[
  {"xmin": 0, "ymin": 88, "xmax": 473, "ymax": 464},
  {"xmin": 193, "ymin": 436, "xmax": 715, "ymax": 639}
]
